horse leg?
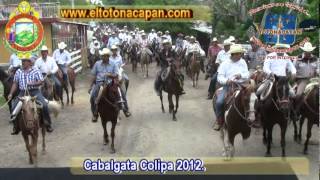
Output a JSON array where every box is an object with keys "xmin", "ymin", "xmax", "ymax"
[
  {"xmin": 110, "ymin": 120, "xmax": 116, "ymax": 154},
  {"xmin": 101, "ymin": 119, "xmax": 109, "ymax": 145},
  {"xmin": 298, "ymin": 116, "xmax": 305, "ymax": 143},
  {"xmin": 280, "ymin": 124, "xmax": 287, "ymax": 157},
  {"xmin": 174, "ymin": 95, "xmax": 179, "ymax": 114},
  {"xmin": 303, "ymin": 119, "xmax": 313, "ymax": 154},
  {"xmin": 64, "ymin": 84, "xmax": 70, "ymax": 105},
  {"xmin": 265, "ymin": 127, "xmax": 273, "ymax": 157},
  {"xmin": 23, "ymin": 134, "xmax": 32, "ymax": 164},
  {"xmin": 220, "ymin": 129, "xmax": 228, "ymax": 160},
  {"xmin": 160, "ymin": 90, "xmax": 165, "ymax": 113},
  {"xmin": 146, "ymin": 63, "xmax": 149, "ymax": 77},
  {"xmin": 168, "ymin": 94, "xmax": 174, "ymax": 114},
  {"xmin": 41, "ymin": 126, "xmax": 46, "ymax": 154},
  {"xmin": 293, "ymin": 116, "xmax": 298, "ymax": 142},
  {"xmin": 196, "ymin": 72, "xmax": 199, "ymax": 88},
  {"xmin": 262, "ymin": 127, "xmax": 267, "ymax": 145},
  {"xmin": 31, "ymin": 133, "xmax": 38, "ymax": 166},
  {"xmin": 69, "ymin": 77, "xmax": 75, "ymax": 105},
  {"xmin": 227, "ymin": 132, "xmax": 235, "ymax": 160}
]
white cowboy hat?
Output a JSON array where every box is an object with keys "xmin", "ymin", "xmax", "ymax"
[
  {"xmin": 92, "ymin": 36, "xmax": 97, "ymax": 40},
  {"xmin": 273, "ymin": 43, "xmax": 290, "ymax": 49},
  {"xmin": 229, "ymin": 44, "xmax": 245, "ymax": 54},
  {"xmin": 58, "ymin": 42, "xmax": 67, "ymax": 49},
  {"xmin": 162, "ymin": 39, "xmax": 170, "ymax": 44},
  {"xmin": 99, "ymin": 48, "xmax": 111, "ymax": 56},
  {"xmin": 190, "ymin": 36, "xmax": 196, "ymax": 40},
  {"xmin": 111, "ymin": 45, "xmax": 118, "ymax": 50},
  {"xmin": 249, "ymin": 37, "xmax": 255, "ymax": 42},
  {"xmin": 41, "ymin": 45, "xmax": 48, "ymax": 51},
  {"xmin": 151, "ymin": 29, "xmax": 155, "ymax": 32},
  {"xmin": 228, "ymin": 36, "xmax": 235, "ymax": 42},
  {"xmin": 141, "ymin": 32, "xmax": 146, "ymax": 36},
  {"xmin": 223, "ymin": 39, "xmax": 232, "ymax": 46},
  {"xmin": 300, "ymin": 42, "xmax": 316, "ymax": 52},
  {"xmin": 212, "ymin": 37, "xmax": 218, "ymax": 42},
  {"xmin": 165, "ymin": 30, "xmax": 169, "ymax": 33}
]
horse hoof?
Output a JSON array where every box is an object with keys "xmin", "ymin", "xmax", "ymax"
[
  {"xmin": 41, "ymin": 150, "xmax": 46, "ymax": 155},
  {"xmin": 303, "ymin": 150, "xmax": 308, "ymax": 155},
  {"xmin": 110, "ymin": 149, "xmax": 116, "ymax": 154},
  {"xmin": 173, "ymin": 118, "xmax": 177, "ymax": 121},
  {"xmin": 265, "ymin": 153, "xmax": 272, "ymax": 157},
  {"xmin": 104, "ymin": 139, "xmax": 109, "ymax": 145}
]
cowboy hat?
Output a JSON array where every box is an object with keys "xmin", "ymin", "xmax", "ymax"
[
  {"xmin": 41, "ymin": 45, "xmax": 48, "ymax": 51},
  {"xmin": 178, "ymin": 33, "xmax": 183, "ymax": 36},
  {"xmin": 162, "ymin": 39, "xmax": 170, "ymax": 44},
  {"xmin": 111, "ymin": 45, "xmax": 118, "ymax": 50},
  {"xmin": 228, "ymin": 36, "xmax": 235, "ymax": 42},
  {"xmin": 165, "ymin": 30, "xmax": 169, "ymax": 33},
  {"xmin": 212, "ymin": 37, "xmax": 218, "ymax": 42},
  {"xmin": 300, "ymin": 42, "xmax": 316, "ymax": 52},
  {"xmin": 92, "ymin": 36, "xmax": 97, "ymax": 40},
  {"xmin": 273, "ymin": 43, "xmax": 290, "ymax": 49},
  {"xmin": 229, "ymin": 44, "xmax": 245, "ymax": 54},
  {"xmin": 99, "ymin": 48, "xmax": 111, "ymax": 56},
  {"xmin": 58, "ymin": 42, "xmax": 67, "ymax": 49},
  {"xmin": 190, "ymin": 36, "xmax": 195, "ymax": 40},
  {"xmin": 151, "ymin": 29, "xmax": 155, "ymax": 32},
  {"xmin": 141, "ymin": 32, "xmax": 146, "ymax": 36},
  {"xmin": 223, "ymin": 39, "xmax": 232, "ymax": 46}
]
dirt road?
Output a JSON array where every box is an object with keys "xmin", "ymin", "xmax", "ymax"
[{"xmin": 0, "ymin": 63, "xmax": 318, "ymax": 179}]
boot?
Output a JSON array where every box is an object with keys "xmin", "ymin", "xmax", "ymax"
[
  {"xmin": 207, "ymin": 93, "xmax": 213, "ymax": 100},
  {"xmin": 46, "ymin": 125, "xmax": 54, "ymax": 132},
  {"xmin": 213, "ymin": 117, "xmax": 224, "ymax": 131},
  {"xmin": 11, "ymin": 120, "xmax": 20, "ymax": 135}
]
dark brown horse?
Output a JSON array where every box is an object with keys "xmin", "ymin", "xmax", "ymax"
[
  {"xmin": 98, "ymin": 80, "xmax": 121, "ymax": 153},
  {"xmin": 56, "ymin": 68, "xmax": 76, "ymax": 105},
  {"xmin": 17, "ymin": 96, "xmax": 46, "ymax": 165},
  {"xmin": 88, "ymin": 48, "xmax": 100, "ymax": 69},
  {"xmin": 156, "ymin": 58, "xmax": 181, "ymax": 121},
  {"xmin": 41, "ymin": 75, "xmax": 55, "ymax": 100},
  {"xmin": 213, "ymin": 80, "xmax": 256, "ymax": 160},
  {"xmin": 296, "ymin": 84, "xmax": 319, "ymax": 154},
  {"xmin": 128, "ymin": 44, "xmax": 139, "ymax": 73},
  {"xmin": 0, "ymin": 68, "xmax": 16, "ymax": 113},
  {"xmin": 259, "ymin": 76, "xmax": 290, "ymax": 157}
]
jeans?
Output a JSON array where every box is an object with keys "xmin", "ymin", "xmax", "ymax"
[
  {"xmin": 208, "ymin": 72, "xmax": 217, "ymax": 95},
  {"xmin": 90, "ymin": 82, "xmax": 103, "ymax": 115},
  {"xmin": 58, "ymin": 64, "xmax": 68, "ymax": 82},
  {"xmin": 119, "ymin": 86, "xmax": 129, "ymax": 112},
  {"xmin": 12, "ymin": 89, "xmax": 51, "ymax": 126},
  {"xmin": 215, "ymin": 86, "xmax": 228, "ymax": 119}
]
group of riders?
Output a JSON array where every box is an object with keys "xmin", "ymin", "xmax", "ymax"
[{"xmin": 3, "ymin": 24, "xmax": 319, "ymax": 139}]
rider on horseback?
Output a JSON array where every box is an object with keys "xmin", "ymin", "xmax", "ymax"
[
  {"xmin": 89, "ymin": 48, "xmax": 120, "ymax": 122},
  {"xmin": 293, "ymin": 42, "xmax": 319, "ymax": 117},
  {"xmin": 8, "ymin": 53, "xmax": 21, "ymax": 80},
  {"xmin": 8, "ymin": 56, "xmax": 54, "ymax": 134},
  {"xmin": 245, "ymin": 37, "xmax": 267, "ymax": 73},
  {"xmin": 110, "ymin": 45, "xmax": 131, "ymax": 117},
  {"xmin": 155, "ymin": 40, "xmax": 185, "ymax": 96},
  {"xmin": 34, "ymin": 45, "xmax": 62, "ymax": 99},
  {"xmin": 213, "ymin": 44, "xmax": 249, "ymax": 131},
  {"xmin": 185, "ymin": 36, "xmax": 206, "ymax": 73},
  {"xmin": 53, "ymin": 42, "xmax": 71, "ymax": 83}
]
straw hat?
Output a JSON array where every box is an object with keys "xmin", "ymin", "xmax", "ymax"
[
  {"xmin": 223, "ymin": 39, "xmax": 232, "ymax": 46},
  {"xmin": 229, "ymin": 44, "xmax": 245, "ymax": 54},
  {"xmin": 58, "ymin": 42, "xmax": 67, "ymax": 49},
  {"xmin": 273, "ymin": 43, "xmax": 290, "ymax": 49},
  {"xmin": 300, "ymin": 42, "xmax": 316, "ymax": 52},
  {"xmin": 99, "ymin": 48, "xmax": 111, "ymax": 56},
  {"xmin": 41, "ymin": 45, "xmax": 48, "ymax": 51},
  {"xmin": 162, "ymin": 39, "xmax": 170, "ymax": 44},
  {"xmin": 228, "ymin": 36, "xmax": 235, "ymax": 42},
  {"xmin": 212, "ymin": 37, "xmax": 218, "ymax": 42},
  {"xmin": 111, "ymin": 45, "xmax": 118, "ymax": 50}
]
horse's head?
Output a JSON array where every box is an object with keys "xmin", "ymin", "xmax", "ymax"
[
  {"xmin": 274, "ymin": 75, "xmax": 290, "ymax": 113},
  {"xmin": 250, "ymin": 70, "xmax": 265, "ymax": 88},
  {"xmin": 236, "ymin": 79, "xmax": 257, "ymax": 124},
  {"xmin": 104, "ymin": 79, "xmax": 121, "ymax": 105},
  {"xmin": 0, "ymin": 68, "xmax": 9, "ymax": 81},
  {"xmin": 18, "ymin": 96, "xmax": 38, "ymax": 129}
]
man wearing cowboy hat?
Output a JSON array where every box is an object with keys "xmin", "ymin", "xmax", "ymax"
[
  {"xmin": 185, "ymin": 36, "xmax": 206, "ymax": 73},
  {"xmin": 89, "ymin": 48, "xmax": 119, "ymax": 122},
  {"xmin": 175, "ymin": 33, "xmax": 184, "ymax": 50},
  {"xmin": 107, "ymin": 31, "xmax": 120, "ymax": 49},
  {"xmin": 245, "ymin": 37, "xmax": 267, "ymax": 73},
  {"xmin": 213, "ymin": 44, "xmax": 250, "ymax": 131},
  {"xmin": 53, "ymin": 42, "xmax": 71, "ymax": 83},
  {"xmin": 8, "ymin": 55, "xmax": 54, "ymax": 134},
  {"xmin": 163, "ymin": 30, "xmax": 172, "ymax": 44},
  {"xmin": 8, "ymin": 53, "xmax": 21, "ymax": 79},
  {"xmin": 148, "ymin": 29, "xmax": 157, "ymax": 43},
  {"xmin": 34, "ymin": 45, "xmax": 62, "ymax": 100},
  {"xmin": 293, "ymin": 41, "xmax": 319, "ymax": 115}
]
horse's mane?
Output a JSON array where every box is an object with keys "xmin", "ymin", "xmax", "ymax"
[{"xmin": 0, "ymin": 68, "xmax": 9, "ymax": 80}]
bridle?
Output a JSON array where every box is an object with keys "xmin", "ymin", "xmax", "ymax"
[{"xmin": 272, "ymin": 80, "xmax": 289, "ymax": 111}]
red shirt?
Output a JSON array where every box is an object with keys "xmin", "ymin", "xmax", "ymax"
[{"xmin": 208, "ymin": 45, "xmax": 222, "ymax": 58}]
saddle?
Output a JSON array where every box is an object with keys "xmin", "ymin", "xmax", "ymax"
[
  {"xmin": 214, "ymin": 86, "xmax": 239, "ymax": 112},
  {"xmin": 304, "ymin": 78, "xmax": 319, "ymax": 95}
]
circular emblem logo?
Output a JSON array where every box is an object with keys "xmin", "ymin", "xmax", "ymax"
[{"xmin": 4, "ymin": 1, "xmax": 44, "ymax": 54}]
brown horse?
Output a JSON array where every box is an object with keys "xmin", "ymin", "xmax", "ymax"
[
  {"xmin": 156, "ymin": 58, "xmax": 181, "ymax": 121},
  {"xmin": 140, "ymin": 47, "xmax": 151, "ymax": 78},
  {"xmin": 41, "ymin": 75, "xmax": 55, "ymax": 100},
  {"xmin": 88, "ymin": 48, "xmax": 100, "ymax": 69},
  {"xmin": 56, "ymin": 68, "xmax": 76, "ymax": 105},
  {"xmin": 296, "ymin": 84, "xmax": 319, "ymax": 154},
  {"xmin": 17, "ymin": 96, "xmax": 46, "ymax": 165},
  {"xmin": 259, "ymin": 76, "xmax": 290, "ymax": 157},
  {"xmin": 0, "ymin": 68, "xmax": 17, "ymax": 113},
  {"xmin": 213, "ymin": 80, "xmax": 256, "ymax": 160},
  {"xmin": 98, "ymin": 80, "xmax": 121, "ymax": 153},
  {"xmin": 128, "ymin": 44, "xmax": 139, "ymax": 73},
  {"xmin": 190, "ymin": 52, "xmax": 201, "ymax": 88},
  {"xmin": 250, "ymin": 68, "xmax": 266, "ymax": 90}
]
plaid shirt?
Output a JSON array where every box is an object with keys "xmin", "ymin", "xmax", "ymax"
[{"xmin": 14, "ymin": 67, "xmax": 44, "ymax": 91}]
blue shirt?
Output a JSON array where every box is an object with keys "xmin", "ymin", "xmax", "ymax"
[
  {"xmin": 109, "ymin": 54, "xmax": 123, "ymax": 68},
  {"xmin": 107, "ymin": 37, "xmax": 120, "ymax": 49},
  {"xmin": 91, "ymin": 60, "xmax": 119, "ymax": 83},
  {"xmin": 14, "ymin": 67, "xmax": 44, "ymax": 90}
]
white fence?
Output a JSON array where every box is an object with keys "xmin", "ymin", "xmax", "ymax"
[{"xmin": 68, "ymin": 49, "xmax": 83, "ymax": 74}]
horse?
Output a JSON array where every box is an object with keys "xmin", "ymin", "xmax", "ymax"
[
  {"xmin": 56, "ymin": 67, "xmax": 76, "ymax": 106},
  {"xmin": 140, "ymin": 47, "xmax": 151, "ymax": 78},
  {"xmin": 156, "ymin": 58, "xmax": 181, "ymax": 121},
  {"xmin": 0, "ymin": 68, "xmax": 16, "ymax": 113},
  {"xmin": 88, "ymin": 48, "xmax": 100, "ymax": 69},
  {"xmin": 190, "ymin": 52, "xmax": 201, "ymax": 88},
  {"xmin": 17, "ymin": 96, "xmax": 46, "ymax": 165},
  {"xmin": 250, "ymin": 68, "xmax": 266, "ymax": 90},
  {"xmin": 213, "ymin": 80, "xmax": 256, "ymax": 160},
  {"xmin": 128, "ymin": 44, "xmax": 139, "ymax": 73},
  {"xmin": 296, "ymin": 84, "xmax": 319, "ymax": 154},
  {"xmin": 259, "ymin": 76, "xmax": 290, "ymax": 157},
  {"xmin": 97, "ymin": 80, "xmax": 121, "ymax": 153},
  {"xmin": 41, "ymin": 75, "xmax": 55, "ymax": 101}
]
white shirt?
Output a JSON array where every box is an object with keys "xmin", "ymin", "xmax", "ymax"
[
  {"xmin": 263, "ymin": 52, "xmax": 297, "ymax": 76},
  {"xmin": 217, "ymin": 58, "xmax": 249, "ymax": 85},
  {"xmin": 185, "ymin": 42, "xmax": 203, "ymax": 55},
  {"xmin": 216, "ymin": 49, "xmax": 230, "ymax": 64},
  {"xmin": 34, "ymin": 56, "xmax": 59, "ymax": 74},
  {"xmin": 53, "ymin": 49, "xmax": 71, "ymax": 65},
  {"xmin": 163, "ymin": 34, "xmax": 172, "ymax": 44},
  {"xmin": 148, "ymin": 32, "xmax": 157, "ymax": 43},
  {"xmin": 8, "ymin": 54, "xmax": 21, "ymax": 70}
]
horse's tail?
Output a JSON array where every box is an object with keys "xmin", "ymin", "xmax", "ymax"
[{"xmin": 48, "ymin": 101, "xmax": 61, "ymax": 118}]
